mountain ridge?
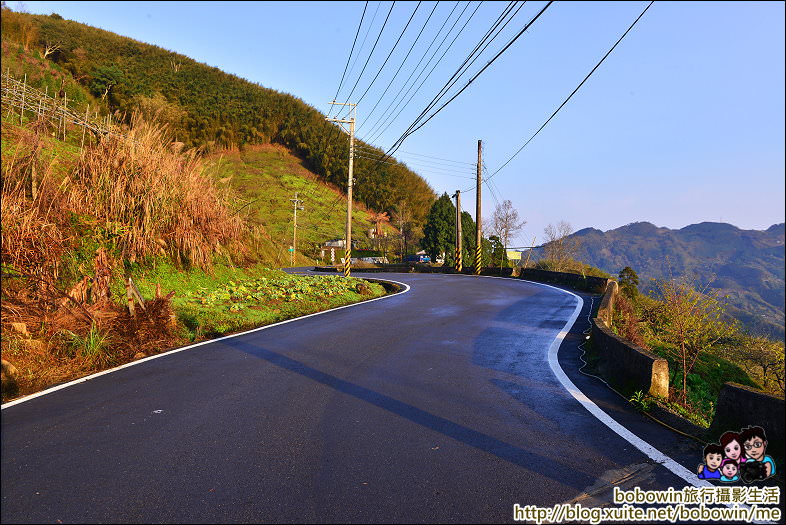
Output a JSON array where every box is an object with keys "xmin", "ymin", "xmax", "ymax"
[{"xmin": 568, "ymin": 221, "xmax": 785, "ymax": 338}]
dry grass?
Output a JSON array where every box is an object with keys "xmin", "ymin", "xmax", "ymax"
[
  {"xmin": 1, "ymin": 113, "xmax": 247, "ymax": 401},
  {"xmin": 70, "ymin": 115, "xmax": 246, "ymax": 269}
]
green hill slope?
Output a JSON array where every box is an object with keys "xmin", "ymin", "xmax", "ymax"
[{"xmin": 203, "ymin": 144, "xmax": 399, "ymax": 265}]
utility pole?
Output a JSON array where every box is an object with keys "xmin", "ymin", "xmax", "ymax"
[
  {"xmin": 290, "ymin": 192, "xmax": 304, "ymax": 267},
  {"xmin": 326, "ymin": 101, "xmax": 356, "ymax": 277},
  {"xmin": 474, "ymin": 140, "xmax": 483, "ymax": 275},
  {"xmin": 523, "ymin": 235, "xmax": 537, "ymax": 270},
  {"xmin": 453, "ymin": 190, "xmax": 462, "ymax": 273}
]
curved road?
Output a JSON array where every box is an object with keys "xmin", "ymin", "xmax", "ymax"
[{"xmin": 2, "ymin": 273, "xmax": 704, "ymax": 523}]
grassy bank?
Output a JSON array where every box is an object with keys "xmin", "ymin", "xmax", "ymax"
[
  {"xmin": 2, "ymin": 262, "xmax": 387, "ymax": 403},
  {"xmin": 130, "ymin": 262, "xmax": 387, "ymax": 340}
]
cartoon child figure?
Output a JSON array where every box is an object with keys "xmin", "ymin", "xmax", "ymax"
[
  {"xmin": 697, "ymin": 443, "xmax": 723, "ymax": 479},
  {"xmin": 719, "ymin": 431, "xmax": 746, "ymax": 466},
  {"xmin": 720, "ymin": 459, "xmax": 739, "ymax": 483},
  {"xmin": 740, "ymin": 426, "xmax": 776, "ymax": 480}
]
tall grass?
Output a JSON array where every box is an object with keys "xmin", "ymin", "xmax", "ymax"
[
  {"xmin": 1, "ymin": 116, "xmax": 70, "ymax": 282},
  {"xmin": 70, "ymin": 115, "xmax": 246, "ymax": 269},
  {"xmin": 2, "ymin": 113, "xmax": 247, "ymax": 279}
]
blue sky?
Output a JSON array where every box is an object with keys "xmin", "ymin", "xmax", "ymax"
[{"xmin": 19, "ymin": 1, "xmax": 785, "ymax": 247}]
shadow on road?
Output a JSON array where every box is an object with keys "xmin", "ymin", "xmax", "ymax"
[{"xmin": 224, "ymin": 337, "xmax": 597, "ymax": 492}]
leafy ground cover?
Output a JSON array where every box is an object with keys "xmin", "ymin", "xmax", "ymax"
[{"xmin": 130, "ymin": 262, "xmax": 386, "ymax": 340}]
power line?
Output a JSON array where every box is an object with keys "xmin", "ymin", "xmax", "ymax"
[
  {"xmin": 352, "ymin": 2, "xmax": 423, "ymax": 108},
  {"xmin": 359, "ymin": 1, "xmax": 480, "ymax": 144},
  {"xmin": 339, "ymin": 1, "xmax": 397, "ymax": 111},
  {"xmin": 353, "ymin": 152, "xmax": 475, "ymax": 176},
  {"xmin": 357, "ymin": 1, "xmax": 465, "ymax": 137},
  {"xmin": 397, "ymin": 149, "xmax": 476, "ymax": 166},
  {"xmin": 486, "ymin": 1, "xmax": 654, "ymax": 183},
  {"xmin": 358, "ymin": 1, "xmax": 440, "ymax": 128},
  {"xmin": 344, "ymin": 1, "xmax": 383, "ymax": 104},
  {"xmin": 385, "ymin": 1, "xmax": 522, "ymax": 148},
  {"xmin": 386, "ymin": 1, "xmax": 552, "ymax": 158},
  {"xmin": 331, "ymin": 1, "xmax": 369, "ymax": 113},
  {"xmin": 354, "ymin": 146, "xmax": 477, "ymax": 172}
]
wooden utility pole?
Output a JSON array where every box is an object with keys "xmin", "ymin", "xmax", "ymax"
[
  {"xmin": 290, "ymin": 192, "xmax": 304, "ymax": 267},
  {"xmin": 326, "ymin": 101, "xmax": 356, "ymax": 277},
  {"xmin": 474, "ymin": 140, "xmax": 483, "ymax": 275},
  {"xmin": 453, "ymin": 190, "xmax": 462, "ymax": 273}
]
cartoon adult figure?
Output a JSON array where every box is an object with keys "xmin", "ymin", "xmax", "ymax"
[
  {"xmin": 739, "ymin": 426, "xmax": 776, "ymax": 482},
  {"xmin": 720, "ymin": 459, "xmax": 740, "ymax": 483},
  {"xmin": 719, "ymin": 431, "xmax": 746, "ymax": 465},
  {"xmin": 697, "ymin": 443, "xmax": 723, "ymax": 479}
]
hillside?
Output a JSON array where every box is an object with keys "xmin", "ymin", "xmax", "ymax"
[
  {"xmin": 568, "ymin": 222, "xmax": 785, "ymax": 338},
  {"xmin": 0, "ymin": 7, "xmax": 436, "ymax": 228},
  {"xmin": 203, "ymin": 144, "xmax": 400, "ymax": 265}
]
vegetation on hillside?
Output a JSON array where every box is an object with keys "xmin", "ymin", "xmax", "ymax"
[
  {"xmin": 0, "ymin": 6, "xmax": 436, "ymax": 228},
  {"xmin": 610, "ymin": 267, "xmax": 784, "ymax": 427},
  {"xmin": 569, "ymin": 222, "xmax": 785, "ymax": 339},
  {"xmin": 201, "ymin": 144, "xmax": 402, "ymax": 265},
  {"xmin": 0, "ymin": 110, "xmax": 386, "ymax": 403}
]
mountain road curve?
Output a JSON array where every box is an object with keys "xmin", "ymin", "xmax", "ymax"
[{"xmin": 1, "ymin": 272, "xmax": 708, "ymax": 523}]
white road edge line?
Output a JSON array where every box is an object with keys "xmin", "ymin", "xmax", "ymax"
[
  {"xmin": 532, "ymin": 279, "xmax": 765, "ymax": 521},
  {"xmin": 540, "ymin": 283, "xmax": 711, "ymax": 489},
  {"xmin": 1, "ymin": 278, "xmax": 410, "ymax": 410},
  {"xmin": 451, "ymin": 273, "xmax": 713, "ymax": 489}
]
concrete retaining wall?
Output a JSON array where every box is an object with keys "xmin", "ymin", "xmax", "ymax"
[
  {"xmin": 596, "ymin": 281, "xmax": 618, "ymax": 327},
  {"xmin": 312, "ymin": 265, "xmax": 513, "ymax": 276},
  {"xmin": 591, "ymin": 319, "xmax": 670, "ymax": 399},
  {"xmin": 709, "ymin": 382, "xmax": 785, "ymax": 465},
  {"xmin": 518, "ymin": 268, "xmax": 608, "ymax": 293},
  {"xmin": 590, "ymin": 279, "xmax": 669, "ymax": 400}
]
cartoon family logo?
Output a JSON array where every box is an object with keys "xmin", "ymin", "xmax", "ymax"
[{"xmin": 697, "ymin": 425, "xmax": 776, "ymax": 483}]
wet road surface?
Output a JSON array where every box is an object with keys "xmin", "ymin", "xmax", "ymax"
[{"xmin": 1, "ymin": 273, "xmax": 705, "ymax": 523}]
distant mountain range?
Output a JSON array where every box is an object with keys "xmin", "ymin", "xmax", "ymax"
[{"xmin": 567, "ymin": 222, "xmax": 785, "ymax": 338}]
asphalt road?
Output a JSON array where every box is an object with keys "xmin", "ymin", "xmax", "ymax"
[{"xmin": 1, "ymin": 272, "xmax": 706, "ymax": 523}]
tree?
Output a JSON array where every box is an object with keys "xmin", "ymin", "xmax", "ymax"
[
  {"xmin": 650, "ymin": 277, "xmax": 735, "ymax": 405},
  {"xmin": 392, "ymin": 200, "xmax": 413, "ymax": 261},
  {"xmin": 716, "ymin": 334, "xmax": 785, "ymax": 394},
  {"xmin": 618, "ymin": 266, "xmax": 640, "ymax": 299},
  {"xmin": 489, "ymin": 199, "xmax": 526, "ymax": 267},
  {"xmin": 420, "ymin": 193, "xmax": 455, "ymax": 264},
  {"xmin": 42, "ymin": 41, "xmax": 61, "ymax": 59},
  {"xmin": 488, "ymin": 236, "xmax": 504, "ymax": 268},
  {"xmin": 543, "ymin": 221, "xmax": 580, "ymax": 272},
  {"xmin": 89, "ymin": 65, "xmax": 125, "ymax": 110}
]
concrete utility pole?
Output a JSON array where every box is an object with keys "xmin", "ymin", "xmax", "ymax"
[
  {"xmin": 474, "ymin": 140, "xmax": 483, "ymax": 275},
  {"xmin": 290, "ymin": 192, "xmax": 304, "ymax": 267},
  {"xmin": 453, "ymin": 190, "xmax": 462, "ymax": 273},
  {"xmin": 326, "ymin": 101, "xmax": 356, "ymax": 277}
]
